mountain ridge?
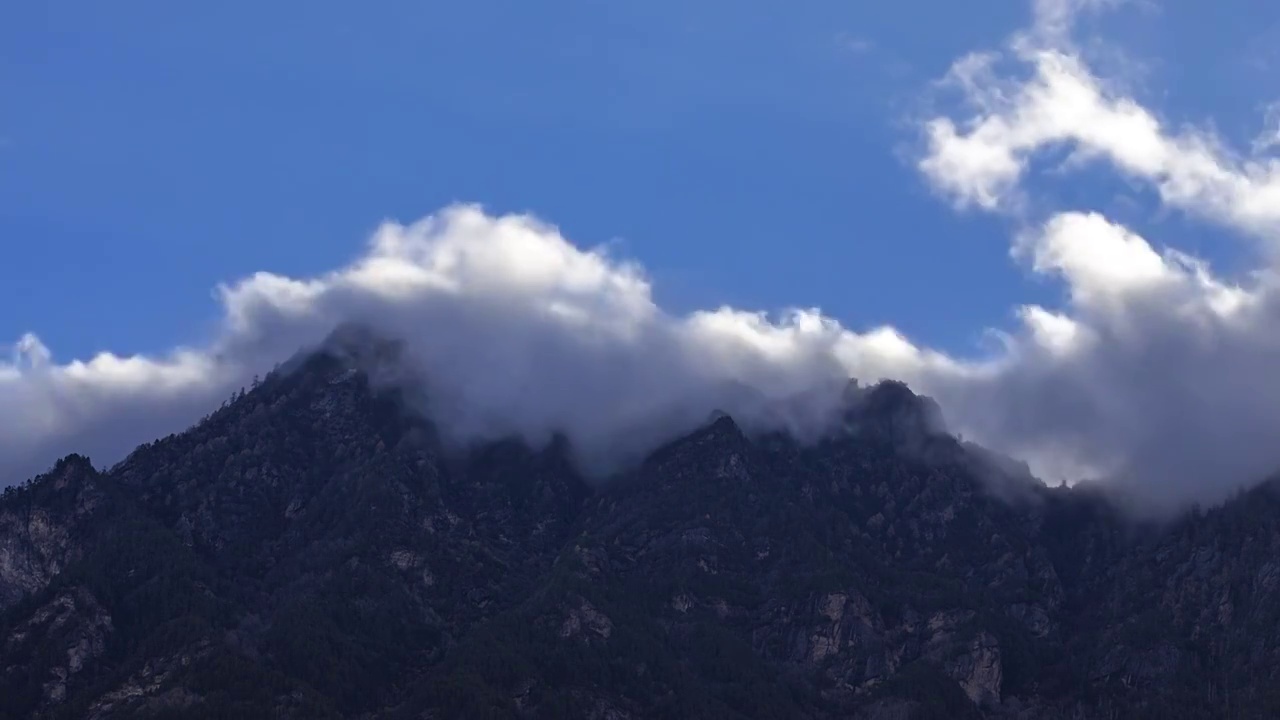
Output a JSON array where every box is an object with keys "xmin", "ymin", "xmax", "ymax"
[{"xmin": 2, "ymin": 336, "xmax": 1279, "ymax": 718}]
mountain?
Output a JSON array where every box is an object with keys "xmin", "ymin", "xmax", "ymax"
[{"xmin": 3, "ymin": 335, "xmax": 1280, "ymax": 719}]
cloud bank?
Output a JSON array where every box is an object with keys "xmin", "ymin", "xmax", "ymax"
[
  {"xmin": 6, "ymin": 0, "xmax": 1280, "ymax": 512},
  {"xmin": 1, "ymin": 206, "xmax": 961, "ymax": 487},
  {"xmin": 916, "ymin": 0, "xmax": 1280, "ymax": 507}
]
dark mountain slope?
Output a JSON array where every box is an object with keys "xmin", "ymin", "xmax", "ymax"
[
  {"xmin": 1, "ymin": 339, "xmax": 1279, "ymax": 718},
  {"xmin": 1, "ymin": 346, "xmax": 589, "ymax": 719}
]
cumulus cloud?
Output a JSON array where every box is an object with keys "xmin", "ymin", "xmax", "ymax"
[
  {"xmin": 0, "ymin": 205, "xmax": 963, "ymax": 487},
  {"xmin": 7, "ymin": 0, "xmax": 1280, "ymax": 514},
  {"xmin": 913, "ymin": 0, "xmax": 1280, "ymax": 509},
  {"xmin": 921, "ymin": 2, "xmax": 1280, "ymax": 242}
]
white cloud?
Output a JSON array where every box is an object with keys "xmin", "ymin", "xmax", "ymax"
[
  {"xmin": 8, "ymin": 0, "xmax": 1280, "ymax": 516},
  {"xmin": 6, "ymin": 199, "xmax": 1274, "ymax": 514},
  {"xmin": 921, "ymin": 3, "xmax": 1280, "ymax": 244},
  {"xmin": 912, "ymin": 0, "xmax": 1280, "ymax": 510},
  {"xmin": 0, "ymin": 205, "xmax": 960, "ymax": 488}
]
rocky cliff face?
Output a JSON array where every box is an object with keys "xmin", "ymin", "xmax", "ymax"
[
  {"xmin": 1, "ymin": 340, "xmax": 1278, "ymax": 718},
  {"xmin": 0, "ymin": 456, "xmax": 103, "ymax": 609}
]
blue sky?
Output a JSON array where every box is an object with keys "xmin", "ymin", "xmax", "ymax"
[
  {"xmin": 2, "ymin": 0, "xmax": 1037, "ymax": 358},
  {"xmin": 4, "ymin": 1, "xmax": 1274, "ymax": 358},
  {"xmin": 7, "ymin": 1, "xmax": 1280, "ymax": 510}
]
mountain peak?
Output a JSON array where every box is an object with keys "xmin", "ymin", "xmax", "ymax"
[
  {"xmin": 702, "ymin": 410, "xmax": 746, "ymax": 441},
  {"xmin": 842, "ymin": 378, "xmax": 948, "ymax": 441},
  {"xmin": 328, "ymin": 321, "xmax": 408, "ymax": 369}
]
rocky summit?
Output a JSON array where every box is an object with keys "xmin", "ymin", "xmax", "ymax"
[{"xmin": 2, "ymin": 339, "xmax": 1280, "ymax": 719}]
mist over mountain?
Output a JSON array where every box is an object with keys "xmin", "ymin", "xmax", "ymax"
[
  {"xmin": 14, "ymin": 0, "xmax": 1280, "ymax": 509},
  {"xmin": 4, "ymin": 197, "xmax": 1280, "ymax": 516}
]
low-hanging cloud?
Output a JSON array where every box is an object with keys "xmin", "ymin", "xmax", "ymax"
[
  {"xmin": 0, "ymin": 206, "xmax": 961, "ymax": 488},
  {"xmin": 6, "ymin": 0, "xmax": 1280, "ymax": 514},
  {"xmin": 915, "ymin": 0, "xmax": 1280, "ymax": 509}
]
